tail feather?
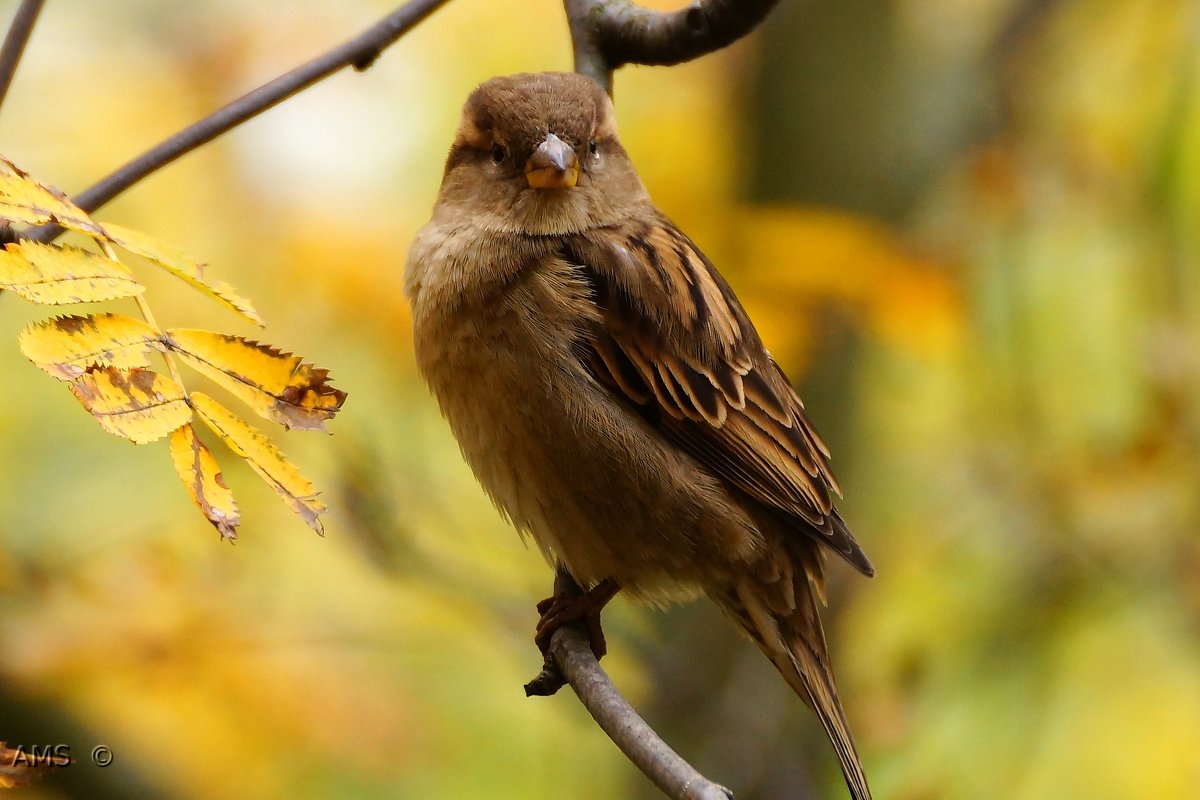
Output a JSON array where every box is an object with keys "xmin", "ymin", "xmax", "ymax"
[{"xmin": 716, "ymin": 570, "xmax": 872, "ymax": 800}]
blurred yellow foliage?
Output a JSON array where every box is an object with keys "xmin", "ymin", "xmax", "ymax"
[
  {"xmin": 736, "ymin": 207, "xmax": 963, "ymax": 368},
  {"xmin": 1, "ymin": 1, "xmax": 1199, "ymax": 799}
]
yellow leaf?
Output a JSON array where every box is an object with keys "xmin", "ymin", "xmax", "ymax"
[
  {"xmin": 99, "ymin": 222, "xmax": 264, "ymax": 325},
  {"xmin": 0, "ymin": 242, "xmax": 144, "ymax": 304},
  {"xmin": 0, "ymin": 155, "xmax": 103, "ymax": 236},
  {"xmin": 191, "ymin": 392, "xmax": 325, "ymax": 533},
  {"xmin": 69, "ymin": 367, "xmax": 192, "ymax": 444},
  {"xmin": 165, "ymin": 329, "xmax": 346, "ymax": 431},
  {"xmin": 19, "ymin": 313, "xmax": 160, "ymax": 380},
  {"xmin": 0, "ymin": 200, "xmax": 52, "ymax": 226},
  {"xmin": 169, "ymin": 423, "xmax": 241, "ymax": 541}
]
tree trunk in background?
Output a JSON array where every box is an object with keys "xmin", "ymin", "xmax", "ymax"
[{"xmin": 748, "ymin": 0, "xmax": 902, "ymax": 217}]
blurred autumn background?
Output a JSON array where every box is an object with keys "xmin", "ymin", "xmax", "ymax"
[{"xmin": 2, "ymin": 0, "xmax": 1199, "ymax": 797}]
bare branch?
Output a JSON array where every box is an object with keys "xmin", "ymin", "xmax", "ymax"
[
  {"xmin": 547, "ymin": 623, "xmax": 733, "ymax": 800},
  {"xmin": 0, "ymin": 0, "xmax": 45, "ymax": 113},
  {"xmin": 23, "ymin": 0, "xmax": 452, "ymax": 244},
  {"xmin": 565, "ymin": 0, "xmax": 781, "ymax": 92}
]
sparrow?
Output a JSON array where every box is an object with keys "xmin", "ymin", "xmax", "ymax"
[{"xmin": 405, "ymin": 72, "xmax": 874, "ymax": 800}]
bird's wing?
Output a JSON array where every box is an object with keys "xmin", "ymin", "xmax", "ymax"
[{"xmin": 563, "ymin": 213, "xmax": 874, "ymax": 576}]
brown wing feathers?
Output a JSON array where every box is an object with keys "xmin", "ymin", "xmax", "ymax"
[{"xmin": 564, "ymin": 215, "xmax": 874, "ymax": 576}]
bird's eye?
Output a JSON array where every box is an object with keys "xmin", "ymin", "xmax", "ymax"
[
  {"xmin": 588, "ymin": 138, "xmax": 598, "ymax": 156},
  {"xmin": 490, "ymin": 142, "xmax": 507, "ymax": 163}
]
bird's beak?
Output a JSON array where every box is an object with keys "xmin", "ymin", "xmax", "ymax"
[{"xmin": 524, "ymin": 133, "xmax": 579, "ymax": 189}]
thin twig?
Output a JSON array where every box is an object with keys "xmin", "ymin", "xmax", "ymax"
[
  {"xmin": 564, "ymin": 0, "xmax": 781, "ymax": 92},
  {"xmin": 96, "ymin": 239, "xmax": 186, "ymax": 388},
  {"xmin": 548, "ymin": 623, "xmax": 733, "ymax": 800},
  {"xmin": 24, "ymin": 0, "xmax": 452, "ymax": 244},
  {"xmin": 0, "ymin": 0, "xmax": 44, "ymax": 112}
]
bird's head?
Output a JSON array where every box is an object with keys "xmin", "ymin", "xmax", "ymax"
[{"xmin": 435, "ymin": 72, "xmax": 648, "ymax": 235}]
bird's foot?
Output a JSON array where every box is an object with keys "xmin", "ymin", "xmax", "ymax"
[
  {"xmin": 524, "ymin": 577, "xmax": 619, "ymax": 697},
  {"xmin": 534, "ymin": 577, "xmax": 619, "ymax": 659}
]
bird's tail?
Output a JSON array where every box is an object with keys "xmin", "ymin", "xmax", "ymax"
[{"xmin": 713, "ymin": 565, "xmax": 872, "ymax": 800}]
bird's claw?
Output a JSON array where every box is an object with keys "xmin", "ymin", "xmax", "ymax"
[{"xmin": 533, "ymin": 577, "xmax": 619, "ymax": 659}]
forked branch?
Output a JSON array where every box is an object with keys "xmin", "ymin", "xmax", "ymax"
[{"xmin": 565, "ymin": 0, "xmax": 780, "ymax": 92}]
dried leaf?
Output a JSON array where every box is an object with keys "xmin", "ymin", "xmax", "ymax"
[
  {"xmin": 20, "ymin": 313, "xmax": 160, "ymax": 380},
  {"xmin": 0, "ymin": 241, "xmax": 145, "ymax": 304},
  {"xmin": 0, "ymin": 742, "xmax": 51, "ymax": 788},
  {"xmin": 169, "ymin": 423, "xmax": 240, "ymax": 540},
  {"xmin": 99, "ymin": 223, "xmax": 264, "ymax": 325},
  {"xmin": 164, "ymin": 329, "xmax": 346, "ymax": 431},
  {"xmin": 69, "ymin": 367, "xmax": 192, "ymax": 444},
  {"xmin": 191, "ymin": 392, "xmax": 325, "ymax": 533},
  {"xmin": 0, "ymin": 156, "xmax": 104, "ymax": 236}
]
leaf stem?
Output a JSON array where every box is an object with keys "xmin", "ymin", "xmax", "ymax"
[{"xmin": 97, "ymin": 239, "xmax": 186, "ymax": 388}]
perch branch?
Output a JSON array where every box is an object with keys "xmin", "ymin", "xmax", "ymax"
[
  {"xmin": 548, "ymin": 623, "xmax": 733, "ymax": 800},
  {"xmin": 0, "ymin": 0, "xmax": 44, "ymax": 112},
  {"xmin": 24, "ymin": 0, "xmax": 452, "ymax": 243},
  {"xmin": 564, "ymin": 0, "xmax": 780, "ymax": 92},
  {"xmin": 524, "ymin": 573, "xmax": 731, "ymax": 799}
]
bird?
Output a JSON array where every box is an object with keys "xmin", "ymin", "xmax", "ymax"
[{"xmin": 405, "ymin": 71, "xmax": 875, "ymax": 800}]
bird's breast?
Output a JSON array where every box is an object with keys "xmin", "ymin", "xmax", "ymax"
[{"xmin": 409, "ymin": 242, "xmax": 761, "ymax": 596}]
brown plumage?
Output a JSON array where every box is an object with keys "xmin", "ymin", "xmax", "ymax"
[{"xmin": 405, "ymin": 72, "xmax": 874, "ymax": 800}]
